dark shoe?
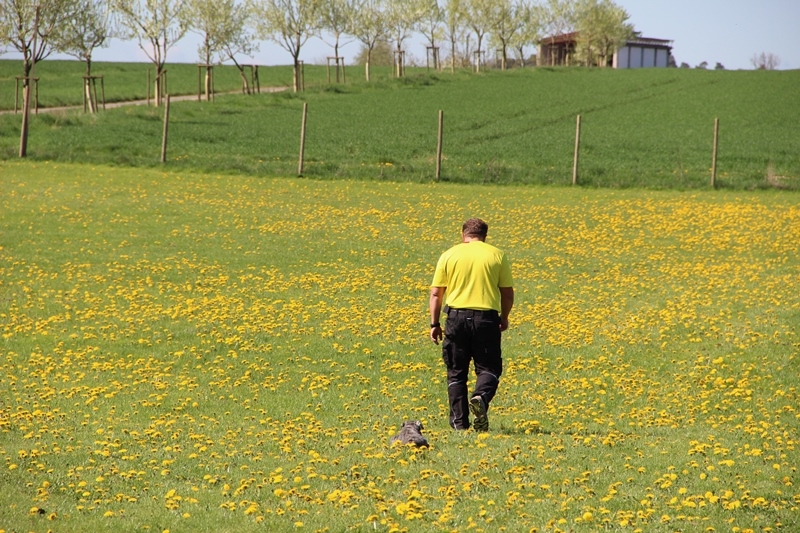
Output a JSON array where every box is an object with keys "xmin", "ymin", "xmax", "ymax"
[{"xmin": 469, "ymin": 395, "xmax": 488, "ymax": 432}]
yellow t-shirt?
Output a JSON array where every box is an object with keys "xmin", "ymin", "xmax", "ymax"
[{"xmin": 431, "ymin": 241, "xmax": 513, "ymax": 312}]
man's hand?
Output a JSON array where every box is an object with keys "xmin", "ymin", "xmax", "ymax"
[
  {"xmin": 430, "ymin": 325, "xmax": 443, "ymax": 344},
  {"xmin": 499, "ymin": 316, "xmax": 509, "ymax": 332}
]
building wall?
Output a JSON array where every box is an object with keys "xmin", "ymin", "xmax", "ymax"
[
  {"xmin": 614, "ymin": 45, "xmax": 671, "ymax": 68},
  {"xmin": 656, "ymin": 48, "xmax": 669, "ymax": 67},
  {"xmin": 537, "ymin": 42, "xmax": 574, "ymax": 66}
]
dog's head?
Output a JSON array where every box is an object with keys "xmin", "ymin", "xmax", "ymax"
[{"xmin": 402, "ymin": 420, "xmax": 423, "ymax": 431}]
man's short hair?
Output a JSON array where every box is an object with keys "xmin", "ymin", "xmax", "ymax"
[{"xmin": 462, "ymin": 218, "xmax": 488, "ymax": 238}]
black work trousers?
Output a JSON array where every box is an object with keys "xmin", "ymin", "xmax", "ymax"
[{"xmin": 441, "ymin": 308, "xmax": 503, "ymax": 430}]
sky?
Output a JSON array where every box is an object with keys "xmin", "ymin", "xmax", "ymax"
[
  {"xmin": 4, "ymin": 0, "xmax": 799, "ymax": 71},
  {"xmin": 616, "ymin": 0, "xmax": 799, "ymax": 70}
]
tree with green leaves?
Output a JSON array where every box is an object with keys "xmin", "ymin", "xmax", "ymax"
[
  {"xmin": 54, "ymin": 0, "xmax": 113, "ymax": 112},
  {"xmin": 541, "ymin": 0, "xmax": 575, "ymax": 65},
  {"xmin": 416, "ymin": 0, "xmax": 443, "ymax": 70},
  {"xmin": 55, "ymin": 0, "xmax": 114, "ymax": 77},
  {"xmin": 351, "ymin": 0, "xmax": 388, "ymax": 81},
  {"xmin": 385, "ymin": 0, "xmax": 425, "ymax": 76},
  {"xmin": 488, "ymin": 0, "xmax": 525, "ymax": 69},
  {"xmin": 254, "ymin": 0, "xmax": 321, "ymax": 92},
  {"xmin": 508, "ymin": 0, "xmax": 543, "ymax": 67},
  {"xmin": 113, "ymin": 0, "xmax": 190, "ymax": 105},
  {"xmin": 574, "ymin": 0, "xmax": 633, "ymax": 67},
  {"xmin": 186, "ymin": 0, "xmax": 257, "ymax": 97},
  {"xmin": 464, "ymin": 0, "xmax": 493, "ymax": 71},
  {"xmin": 0, "ymin": 0, "xmax": 77, "ymax": 83},
  {"xmin": 318, "ymin": 0, "xmax": 362, "ymax": 81},
  {"xmin": 354, "ymin": 37, "xmax": 392, "ymax": 67},
  {"xmin": 442, "ymin": 0, "xmax": 468, "ymax": 72}
]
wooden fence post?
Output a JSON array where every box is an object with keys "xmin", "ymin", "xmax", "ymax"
[
  {"xmin": 435, "ymin": 110, "xmax": 444, "ymax": 181},
  {"xmin": 711, "ymin": 118, "xmax": 719, "ymax": 188},
  {"xmin": 161, "ymin": 94, "xmax": 170, "ymax": 163},
  {"xmin": 298, "ymin": 102, "xmax": 308, "ymax": 176},
  {"xmin": 572, "ymin": 114, "xmax": 582, "ymax": 185}
]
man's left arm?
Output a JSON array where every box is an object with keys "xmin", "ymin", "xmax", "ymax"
[
  {"xmin": 499, "ymin": 286, "xmax": 514, "ymax": 332},
  {"xmin": 498, "ymin": 251, "xmax": 514, "ymax": 332}
]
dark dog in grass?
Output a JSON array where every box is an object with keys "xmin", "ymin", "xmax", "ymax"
[{"xmin": 390, "ymin": 420, "xmax": 429, "ymax": 447}]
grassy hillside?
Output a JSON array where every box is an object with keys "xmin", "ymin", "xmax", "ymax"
[
  {"xmin": 1, "ymin": 161, "xmax": 798, "ymax": 532},
  {"xmin": 1, "ymin": 62, "xmax": 798, "ymax": 189},
  {"xmin": 0, "ymin": 60, "xmax": 348, "ymax": 108}
]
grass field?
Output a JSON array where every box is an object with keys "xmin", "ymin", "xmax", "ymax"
[
  {"xmin": 1, "ymin": 61, "xmax": 799, "ymax": 190},
  {"xmin": 0, "ymin": 60, "xmax": 351, "ymax": 109},
  {"xmin": 1, "ymin": 160, "xmax": 798, "ymax": 532}
]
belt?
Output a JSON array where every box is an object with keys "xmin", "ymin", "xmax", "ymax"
[{"xmin": 446, "ymin": 308, "xmax": 498, "ymax": 318}]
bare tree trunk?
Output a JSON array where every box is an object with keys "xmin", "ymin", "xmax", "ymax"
[
  {"xmin": 292, "ymin": 31, "xmax": 302, "ymax": 92},
  {"xmin": 155, "ymin": 65, "xmax": 163, "ymax": 107},
  {"xmin": 231, "ymin": 57, "xmax": 251, "ymax": 94},
  {"xmin": 203, "ymin": 38, "xmax": 211, "ymax": 100},
  {"xmin": 85, "ymin": 79, "xmax": 95, "ymax": 114},
  {"xmin": 395, "ymin": 42, "xmax": 402, "ymax": 77},
  {"xmin": 334, "ymin": 39, "xmax": 341, "ymax": 83},
  {"xmin": 240, "ymin": 69, "xmax": 251, "ymax": 93},
  {"xmin": 20, "ymin": 6, "xmax": 40, "ymax": 158},
  {"xmin": 22, "ymin": 58, "xmax": 33, "ymax": 108},
  {"xmin": 84, "ymin": 57, "xmax": 94, "ymax": 114}
]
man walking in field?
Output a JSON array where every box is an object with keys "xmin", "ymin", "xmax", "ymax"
[{"xmin": 429, "ymin": 218, "xmax": 514, "ymax": 431}]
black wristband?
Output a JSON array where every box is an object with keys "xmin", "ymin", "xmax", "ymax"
[{"xmin": 430, "ymin": 322, "xmax": 440, "ymax": 328}]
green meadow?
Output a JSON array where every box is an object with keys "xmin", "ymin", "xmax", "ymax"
[
  {"xmin": 0, "ymin": 60, "xmax": 340, "ymax": 108},
  {"xmin": 1, "ymin": 161, "xmax": 798, "ymax": 532},
  {"xmin": 1, "ymin": 61, "xmax": 799, "ymax": 189}
]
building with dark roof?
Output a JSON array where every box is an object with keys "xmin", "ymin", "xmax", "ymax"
[
  {"xmin": 538, "ymin": 32, "xmax": 673, "ymax": 68},
  {"xmin": 613, "ymin": 36, "xmax": 673, "ymax": 68}
]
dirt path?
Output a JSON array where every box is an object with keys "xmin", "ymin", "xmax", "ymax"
[{"xmin": 0, "ymin": 86, "xmax": 288, "ymax": 115}]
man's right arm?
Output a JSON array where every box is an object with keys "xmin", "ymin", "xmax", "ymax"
[{"xmin": 429, "ymin": 286, "xmax": 446, "ymax": 344}]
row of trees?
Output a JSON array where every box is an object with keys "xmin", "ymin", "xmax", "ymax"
[{"xmin": 1, "ymin": 0, "xmax": 636, "ymax": 99}]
